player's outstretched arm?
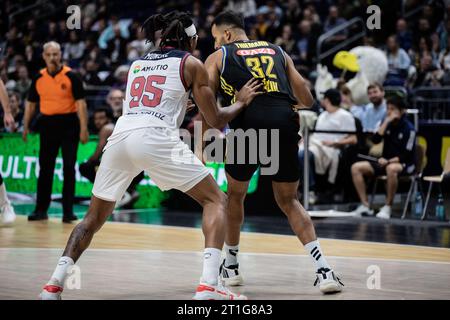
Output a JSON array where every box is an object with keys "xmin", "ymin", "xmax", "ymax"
[
  {"xmin": 284, "ymin": 52, "xmax": 314, "ymax": 108},
  {"xmin": 185, "ymin": 56, "xmax": 262, "ymax": 129}
]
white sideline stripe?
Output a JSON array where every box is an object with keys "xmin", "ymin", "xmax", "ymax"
[
  {"xmin": 9, "ymin": 214, "xmax": 450, "ymax": 252},
  {"xmin": 1, "ymin": 248, "xmax": 449, "ymax": 265}
]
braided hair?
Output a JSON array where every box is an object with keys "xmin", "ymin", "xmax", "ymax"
[{"xmin": 141, "ymin": 11, "xmax": 195, "ymax": 51}]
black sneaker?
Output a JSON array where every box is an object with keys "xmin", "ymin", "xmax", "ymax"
[
  {"xmin": 313, "ymin": 267, "xmax": 344, "ymax": 294},
  {"xmin": 62, "ymin": 214, "xmax": 78, "ymax": 223},
  {"xmin": 219, "ymin": 260, "xmax": 244, "ymax": 286},
  {"xmin": 28, "ymin": 212, "xmax": 48, "ymax": 221}
]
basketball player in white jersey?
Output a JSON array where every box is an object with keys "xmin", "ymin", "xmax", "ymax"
[
  {"xmin": 0, "ymin": 78, "xmax": 16, "ymax": 224},
  {"xmin": 39, "ymin": 11, "xmax": 262, "ymax": 300}
]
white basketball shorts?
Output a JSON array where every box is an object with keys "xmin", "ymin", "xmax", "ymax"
[{"xmin": 92, "ymin": 127, "xmax": 210, "ymax": 202}]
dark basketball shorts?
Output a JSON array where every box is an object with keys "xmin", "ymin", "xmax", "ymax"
[{"xmin": 224, "ymin": 97, "xmax": 301, "ymax": 183}]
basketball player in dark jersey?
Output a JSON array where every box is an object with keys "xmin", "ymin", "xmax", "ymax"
[{"xmin": 204, "ymin": 11, "xmax": 343, "ymax": 293}]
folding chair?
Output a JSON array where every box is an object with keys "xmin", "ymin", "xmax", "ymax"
[
  {"xmin": 421, "ymin": 147, "xmax": 450, "ymax": 220},
  {"xmin": 369, "ymin": 144, "xmax": 426, "ymax": 219}
]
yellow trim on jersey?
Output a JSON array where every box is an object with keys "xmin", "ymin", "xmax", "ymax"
[{"xmin": 220, "ymin": 76, "xmax": 235, "ymax": 97}]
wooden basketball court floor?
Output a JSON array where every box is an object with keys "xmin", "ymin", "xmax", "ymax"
[{"xmin": 1, "ymin": 214, "xmax": 450, "ymax": 300}]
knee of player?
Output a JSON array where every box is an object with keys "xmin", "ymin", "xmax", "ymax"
[
  {"xmin": 275, "ymin": 194, "xmax": 296, "ymax": 212},
  {"xmin": 205, "ymin": 190, "xmax": 227, "ymax": 208},
  {"xmin": 226, "ymin": 188, "xmax": 247, "ymax": 203}
]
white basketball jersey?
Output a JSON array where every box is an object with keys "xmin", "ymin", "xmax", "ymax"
[{"xmin": 113, "ymin": 49, "xmax": 191, "ymax": 135}]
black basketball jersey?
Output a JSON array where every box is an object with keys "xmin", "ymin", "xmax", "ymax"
[{"xmin": 218, "ymin": 40, "xmax": 297, "ymax": 107}]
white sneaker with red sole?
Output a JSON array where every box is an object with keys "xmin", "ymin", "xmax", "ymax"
[
  {"xmin": 193, "ymin": 282, "xmax": 247, "ymax": 300},
  {"xmin": 38, "ymin": 279, "xmax": 63, "ymax": 300}
]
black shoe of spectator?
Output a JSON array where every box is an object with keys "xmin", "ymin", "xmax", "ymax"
[
  {"xmin": 62, "ymin": 214, "xmax": 78, "ymax": 224},
  {"xmin": 28, "ymin": 212, "xmax": 48, "ymax": 221}
]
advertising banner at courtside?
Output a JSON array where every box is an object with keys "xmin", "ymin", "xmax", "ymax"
[{"xmin": 0, "ymin": 133, "xmax": 259, "ymax": 208}]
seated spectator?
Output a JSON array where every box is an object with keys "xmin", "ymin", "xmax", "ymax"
[
  {"xmin": 106, "ymin": 88, "xmax": 125, "ymax": 121},
  {"xmin": 350, "ymin": 97, "xmax": 416, "ymax": 219},
  {"xmin": 411, "ymin": 53, "xmax": 444, "ymax": 88},
  {"xmin": 80, "ymin": 59, "xmax": 103, "ymax": 86},
  {"xmin": 361, "ymin": 83, "xmax": 386, "ymax": 133},
  {"xmin": 294, "ymin": 20, "xmax": 315, "ymax": 74},
  {"xmin": 417, "ymin": 36, "xmax": 440, "ymax": 68},
  {"xmin": 1, "ymin": 91, "xmax": 23, "ymax": 132},
  {"xmin": 298, "ymin": 89, "xmax": 357, "ymax": 202},
  {"xmin": 302, "ymin": 6, "xmax": 322, "ymax": 33},
  {"xmin": 438, "ymin": 17, "xmax": 450, "ymax": 53},
  {"xmin": 14, "ymin": 65, "xmax": 31, "ymax": 101},
  {"xmin": 63, "ymin": 31, "xmax": 86, "ymax": 68},
  {"xmin": 438, "ymin": 34, "xmax": 450, "ymax": 85},
  {"xmin": 385, "ymin": 35, "xmax": 411, "ymax": 85},
  {"xmin": 257, "ymin": 0, "xmax": 283, "ymax": 22},
  {"xmin": 79, "ymin": 107, "xmax": 115, "ymax": 183},
  {"xmin": 127, "ymin": 28, "xmax": 152, "ymax": 62},
  {"xmin": 110, "ymin": 65, "xmax": 129, "ymax": 90},
  {"xmin": 282, "ymin": 0, "xmax": 302, "ymax": 26},
  {"xmin": 323, "ymin": 6, "xmax": 347, "ymax": 42},
  {"xmin": 79, "ymin": 107, "xmax": 144, "ymax": 207},
  {"xmin": 264, "ymin": 11, "xmax": 282, "ymax": 42},
  {"xmin": 106, "ymin": 25, "xmax": 128, "ymax": 66},
  {"xmin": 340, "ymin": 85, "xmax": 365, "ymax": 121},
  {"xmin": 396, "ymin": 18, "xmax": 412, "ymax": 52},
  {"xmin": 226, "ymin": 0, "xmax": 257, "ymax": 18},
  {"xmin": 275, "ymin": 25, "xmax": 296, "ymax": 55},
  {"xmin": 336, "ymin": 0, "xmax": 360, "ymax": 20}
]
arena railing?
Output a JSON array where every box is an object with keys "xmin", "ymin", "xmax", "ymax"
[
  {"xmin": 316, "ymin": 17, "xmax": 366, "ymax": 63},
  {"xmin": 403, "ymin": 0, "xmax": 428, "ymax": 20},
  {"xmin": 411, "ymin": 86, "xmax": 450, "ymax": 121},
  {"xmin": 9, "ymin": 0, "xmax": 61, "ymax": 28}
]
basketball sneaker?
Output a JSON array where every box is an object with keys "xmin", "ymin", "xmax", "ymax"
[
  {"xmin": 219, "ymin": 260, "xmax": 244, "ymax": 286},
  {"xmin": 38, "ymin": 278, "xmax": 63, "ymax": 300},
  {"xmin": 193, "ymin": 280, "xmax": 247, "ymax": 300},
  {"xmin": 314, "ymin": 268, "xmax": 344, "ymax": 294},
  {"xmin": 1, "ymin": 203, "xmax": 16, "ymax": 224}
]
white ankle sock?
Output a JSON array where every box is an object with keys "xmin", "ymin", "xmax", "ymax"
[
  {"xmin": 304, "ymin": 240, "xmax": 331, "ymax": 271},
  {"xmin": 224, "ymin": 243, "xmax": 239, "ymax": 267},
  {"xmin": 201, "ymin": 248, "xmax": 221, "ymax": 286},
  {"xmin": 0, "ymin": 183, "xmax": 10, "ymax": 207},
  {"xmin": 50, "ymin": 256, "xmax": 74, "ymax": 286}
]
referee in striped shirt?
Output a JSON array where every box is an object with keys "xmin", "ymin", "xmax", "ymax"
[{"xmin": 23, "ymin": 42, "xmax": 88, "ymax": 223}]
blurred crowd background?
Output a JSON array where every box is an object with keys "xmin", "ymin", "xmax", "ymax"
[{"xmin": 0, "ymin": 0, "xmax": 449, "ymax": 133}]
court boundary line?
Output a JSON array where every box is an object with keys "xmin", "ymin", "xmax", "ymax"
[{"xmin": 1, "ymin": 247, "xmax": 449, "ymax": 265}]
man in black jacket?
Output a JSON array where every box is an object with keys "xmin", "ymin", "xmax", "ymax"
[{"xmin": 350, "ymin": 97, "xmax": 416, "ymax": 219}]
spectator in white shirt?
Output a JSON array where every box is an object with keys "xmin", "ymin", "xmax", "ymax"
[
  {"xmin": 299, "ymin": 89, "xmax": 357, "ymax": 201},
  {"xmin": 385, "ymin": 35, "xmax": 411, "ymax": 85}
]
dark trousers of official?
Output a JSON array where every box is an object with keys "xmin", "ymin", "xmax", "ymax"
[
  {"xmin": 36, "ymin": 113, "xmax": 79, "ymax": 216},
  {"xmin": 79, "ymin": 161, "xmax": 145, "ymax": 194}
]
